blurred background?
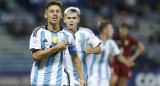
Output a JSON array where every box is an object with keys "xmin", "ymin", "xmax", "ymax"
[{"xmin": 0, "ymin": 0, "xmax": 160, "ymax": 86}]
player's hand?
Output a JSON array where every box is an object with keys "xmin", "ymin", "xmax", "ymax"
[
  {"xmin": 126, "ymin": 60, "xmax": 135, "ymax": 67},
  {"xmin": 80, "ymin": 80, "xmax": 86, "ymax": 86},
  {"xmin": 56, "ymin": 40, "xmax": 67, "ymax": 50},
  {"xmin": 85, "ymin": 44, "xmax": 93, "ymax": 54},
  {"xmin": 128, "ymin": 56, "xmax": 136, "ymax": 62}
]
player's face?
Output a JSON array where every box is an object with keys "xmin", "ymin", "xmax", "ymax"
[
  {"xmin": 64, "ymin": 13, "xmax": 80, "ymax": 32},
  {"xmin": 119, "ymin": 27, "xmax": 128, "ymax": 37},
  {"xmin": 44, "ymin": 5, "xmax": 62, "ymax": 24},
  {"xmin": 103, "ymin": 24, "xmax": 114, "ymax": 38}
]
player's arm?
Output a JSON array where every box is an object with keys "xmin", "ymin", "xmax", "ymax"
[
  {"xmin": 117, "ymin": 54, "xmax": 134, "ymax": 67},
  {"xmin": 85, "ymin": 29, "xmax": 101, "ymax": 54},
  {"xmin": 129, "ymin": 42, "xmax": 145, "ymax": 61},
  {"xmin": 112, "ymin": 40, "xmax": 134, "ymax": 67},
  {"xmin": 71, "ymin": 53, "xmax": 86, "ymax": 86},
  {"xmin": 85, "ymin": 44, "xmax": 101, "ymax": 54},
  {"xmin": 32, "ymin": 40, "xmax": 67, "ymax": 61}
]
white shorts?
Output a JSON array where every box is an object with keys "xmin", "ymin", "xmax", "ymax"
[{"xmin": 88, "ymin": 76, "xmax": 109, "ymax": 86}]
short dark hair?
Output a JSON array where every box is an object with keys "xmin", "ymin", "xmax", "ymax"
[
  {"xmin": 98, "ymin": 20, "xmax": 111, "ymax": 32},
  {"xmin": 45, "ymin": 0, "xmax": 62, "ymax": 10},
  {"xmin": 120, "ymin": 23, "xmax": 129, "ymax": 29}
]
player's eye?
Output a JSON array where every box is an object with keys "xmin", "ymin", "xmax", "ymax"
[
  {"xmin": 50, "ymin": 10, "xmax": 54, "ymax": 13},
  {"xmin": 67, "ymin": 17, "xmax": 71, "ymax": 19},
  {"xmin": 56, "ymin": 10, "xmax": 60, "ymax": 13},
  {"xmin": 72, "ymin": 17, "xmax": 77, "ymax": 19}
]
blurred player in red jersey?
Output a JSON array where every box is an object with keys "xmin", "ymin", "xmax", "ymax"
[{"xmin": 110, "ymin": 23, "xmax": 145, "ymax": 86}]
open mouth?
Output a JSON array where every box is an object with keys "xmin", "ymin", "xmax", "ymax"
[
  {"xmin": 69, "ymin": 24, "xmax": 73, "ymax": 26},
  {"xmin": 52, "ymin": 17, "xmax": 58, "ymax": 21}
]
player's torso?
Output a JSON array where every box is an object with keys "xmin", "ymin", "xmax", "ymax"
[
  {"xmin": 89, "ymin": 39, "xmax": 113, "ymax": 78},
  {"xmin": 114, "ymin": 36, "xmax": 132, "ymax": 57},
  {"xmin": 31, "ymin": 27, "xmax": 71, "ymax": 85},
  {"xmin": 75, "ymin": 30, "xmax": 89, "ymax": 59}
]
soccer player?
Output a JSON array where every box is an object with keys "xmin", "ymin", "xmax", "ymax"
[
  {"xmin": 29, "ymin": 1, "xmax": 85, "ymax": 86},
  {"xmin": 63, "ymin": 7, "xmax": 101, "ymax": 85},
  {"xmin": 87, "ymin": 20, "xmax": 134, "ymax": 86},
  {"xmin": 110, "ymin": 23, "xmax": 145, "ymax": 86}
]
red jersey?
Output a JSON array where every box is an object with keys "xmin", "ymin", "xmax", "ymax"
[{"xmin": 113, "ymin": 35, "xmax": 139, "ymax": 58}]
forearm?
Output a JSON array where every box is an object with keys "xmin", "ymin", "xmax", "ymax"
[
  {"xmin": 92, "ymin": 46, "xmax": 101, "ymax": 54},
  {"xmin": 117, "ymin": 54, "xmax": 128, "ymax": 65},
  {"xmin": 32, "ymin": 46, "xmax": 59, "ymax": 61},
  {"xmin": 132, "ymin": 42, "xmax": 145, "ymax": 59},
  {"xmin": 71, "ymin": 54, "xmax": 85, "ymax": 81}
]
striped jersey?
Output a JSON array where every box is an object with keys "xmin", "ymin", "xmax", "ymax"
[
  {"xmin": 29, "ymin": 25, "xmax": 77, "ymax": 85},
  {"xmin": 64, "ymin": 27, "xmax": 101, "ymax": 84},
  {"xmin": 88, "ymin": 38, "xmax": 120, "ymax": 79}
]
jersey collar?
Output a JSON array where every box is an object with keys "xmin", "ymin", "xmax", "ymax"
[{"xmin": 45, "ymin": 25, "xmax": 63, "ymax": 32}]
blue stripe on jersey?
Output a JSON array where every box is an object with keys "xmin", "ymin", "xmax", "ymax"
[
  {"xmin": 41, "ymin": 31, "xmax": 46, "ymax": 50},
  {"xmin": 56, "ymin": 51, "xmax": 63, "ymax": 85},
  {"xmin": 43, "ymin": 32, "xmax": 58, "ymax": 85},
  {"xmin": 106, "ymin": 57, "xmax": 109, "ymax": 79},
  {"xmin": 80, "ymin": 33, "xmax": 88, "ymax": 82},
  {"xmin": 62, "ymin": 32, "xmax": 69, "ymax": 43},
  {"xmin": 32, "ymin": 31, "xmax": 45, "ymax": 85},
  {"xmin": 106, "ymin": 42, "xmax": 113, "ymax": 78},
  {"xmin": 32, "ymin": 61, "xmax": 40, "ymax": 85},
  {"xmin": 98, "ymin": 42, "xmax": 105, "ymax": 78},
  {"xmin": 89, "ymin": 54, "xmax": 96, "ymax": 76}
]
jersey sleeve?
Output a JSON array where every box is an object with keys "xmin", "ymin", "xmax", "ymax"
[
  {"xmin": 130, "ymin": 36, "xmax": 139, "ymax": 45},
  {"xmin": 87, "ymin": 30, "xmax": 101, "ymax": 48},
  {"xmin": 29, "ymin": 28, "xmax": 41, "ymax": 52},
  {"xmin": 111, "ymin": 40, "xmax": 120, "ymax": 56}
]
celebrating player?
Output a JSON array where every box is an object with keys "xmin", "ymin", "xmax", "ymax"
[
  {"xmin": 29, "ymin": 1, "xmax": 85, "ymax": 86},
  {"xmin": 88, "ymin": 20, "xmax": 134, "ymax": 86},
  {"xmin": 110, "ymin": 23, "xmax": 145, "ymax": 86},
  {"xmin": 63, "ymin": 7, "xmax": 101, "ymax": 85}
]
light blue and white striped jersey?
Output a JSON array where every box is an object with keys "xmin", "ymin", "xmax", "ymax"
[
  {"xmin": 29, "ymin": 25, "xmax": 77, "ymax": 85},
  {"xmin": 64, "ymin": 27, "xmax": 101, "ymax": 84},
  {"xmin": 88, "ymin": 38, "xmax": 120, "ymax": 79}
]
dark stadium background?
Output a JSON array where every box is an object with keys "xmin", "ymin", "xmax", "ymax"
[{"xmin": 0, "ymin": 0, "xmax": 160, "ymax": 86}]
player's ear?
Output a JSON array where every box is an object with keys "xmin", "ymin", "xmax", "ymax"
[
  {"xmin": 63, "ymin": 16, "xmax": 66, "ymax": 23},
  {"xmin": 77, "ymin": 17, "xmax": 80, "ymax": 23},
  {"xmin": 61, "ymin": 13, "xmax": 63, "ymax": 19},
  {"xmin": 44, "ymin": 13, "xmax": 47, "ymax": 19}
]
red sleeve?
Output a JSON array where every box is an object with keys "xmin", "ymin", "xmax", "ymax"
[{"xmin": 129, "ymin": 36, "xmax": 139, "ymax": 45}]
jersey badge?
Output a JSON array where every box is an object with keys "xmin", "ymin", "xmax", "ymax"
[{"xmin": 52, "ymin": 37, "xmax": 58, "ymax": 43}]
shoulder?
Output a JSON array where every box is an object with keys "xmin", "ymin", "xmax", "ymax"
[
  {"xmin": 62, "ymin": 28, "xmax": 75, "ymax": 39},
  {"xmin": 79, "ymin": 27, "xmax": 94, "ymax": 35},
  {"xmin": 108, "ymin": 38, "xmax": 117, "ymax": 45},
  {"xmin": 32, "ymin": 26, "xmax": 45, "ymax": 37}
]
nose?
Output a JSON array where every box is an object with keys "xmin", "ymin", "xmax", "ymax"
[{"xmin": 53, "ymin": 12, "xmax": 57, "ymax": 16}]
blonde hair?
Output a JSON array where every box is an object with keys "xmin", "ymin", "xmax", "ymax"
[{"xmin": 64, "ymin": 7, "xmax": 81, "ymax": 17}]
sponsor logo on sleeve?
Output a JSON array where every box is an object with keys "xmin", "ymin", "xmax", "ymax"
[{"xmin": 32, "ymin": 39, "xmax": 38, "ymax": 47}]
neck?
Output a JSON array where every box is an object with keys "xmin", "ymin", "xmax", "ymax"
[
  {"xmin": 120, "ymin": 34, "xmax": 126, "ymax": 40},
  {"xmin": 73, "ymin": 27, "xmax": 78, "ymax": 33},
  {"xmin": 48, "ymin": 22, "xmax": 60, "ymax": 32},
  {"xmin": 100, "ymin": 33, "xmax": 108, "ymax": 42}
]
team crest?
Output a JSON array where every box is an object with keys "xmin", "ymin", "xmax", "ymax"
[
  {"xmin": 102, "ymin": 45, "xmax": 106, "ymax": 50},
  {"xmin": 52, "ymin": 37, "xmax": 58, "ymax": 43},
  {"xmin": 79, "ymin": 39, "xmax": 82, "ymax": 43}
]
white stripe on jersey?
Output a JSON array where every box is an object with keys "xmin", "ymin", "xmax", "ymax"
[
  {"xmin": 88, "ymin": 38, "xmax": 120, "ymax": 79},
  {"xmin": 29, "ymin": 26, "xmax": 77, "ymax": 85},
  {"xmin": 64, "ymin": 27, "xmax": 101, "ymax": 84}
]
